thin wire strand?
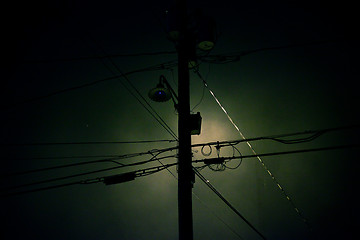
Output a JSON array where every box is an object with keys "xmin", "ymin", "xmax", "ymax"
[
  {"xmin": 150, "ymin": 148, "xmax": 245, "ymax": 240},
  {"xmin": 86, "ymin": 34, "xmax": 179, "ymax": 141},
  {"xmin": 0, "ymin": 139, "xmax": 176, "ymax": 147},
  {"xmin": 24, "ymin": 50, "xmax": 177, "ymax": 63},
  {"xmin": 0, "ymin": 154, "xmax": 176, "ymax": 192},
  {"xmin": 194, "ymin": 168, "xmax": 267, "ymax": 240},
  {"xmin": 193, "ymin": 144, "xmax": 359, "ymax": 163},
  {"xmin": 195, "ymin": 70, "xmax": 312, "ymax": 230},
  {"xmin": 4, "ymin": 61, "xmax": 176, "ymax": 110},
  {"xmin": 0, "ymin": 162, "xmax": 179, "ymax": 198}
]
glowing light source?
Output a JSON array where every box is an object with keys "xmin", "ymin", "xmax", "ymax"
[{"xmin": 148, "ymin": 83, "xmax": 172, "ymax": 102}]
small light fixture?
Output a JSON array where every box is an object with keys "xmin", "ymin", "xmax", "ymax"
[
  {"xmin": 148, "ymin": 82, "xmax": 172, "ymax": 102},
  {"xmin": 148, "ymin": 75, "xmax": 178, "ymax": 104}
]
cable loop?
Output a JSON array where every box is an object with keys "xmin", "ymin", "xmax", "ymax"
[{"xmin": 201, "ymin": 144, "xmax": 212, "ymax": 156}]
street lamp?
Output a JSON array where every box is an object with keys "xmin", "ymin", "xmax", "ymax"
[
  {"xmin": 148, "ymin": 82, "xmax": 172, "ymax": 102},
  {"xmin": 148, "ymin": 75, "xmax": 178, "ymax": 104},
  {"xmin": 148, "ymin": 75, "xmax": 202, "ymax": 135}
]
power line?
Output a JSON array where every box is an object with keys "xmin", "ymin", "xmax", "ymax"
[
  {"xmin": 0, "ymin": 153, "xmax": 176, "ymax": 193},
  {"xmin": 9, "ymin": 38, "xmax": 343, "ymax": 110},
  {"xmin": 24, "ymin": 50, "xmax": 177, "ymax": 63},
  {"xmin": 195, "ymin": 70, "xmax": 312, "ymax": 231},
  {"xmin": 1, "ymin": 139, "xmax": 176, "ymax": 147},
  {"xmin": 193, "ymin": 168, "xmax": 267, "ymax": 240},
  {"xmin": 23, "ymin": 39, "xmax": 345, "ymax": 64},
  {"xmin": 149, "ymin": 146, "xmax": 245, "ymax": 240},
  {"xmin": 200, "ymin": 38, "xmax": 348, "ymax": 64},
  {"xmin": 0, "ymin": 162, "xmax": 179, "ymax": 197},
  {"xmin": 4, "ymin": 60, "xmax": 177, "ymax": 109},
  {"xmin": 3, "ymin": 153, "xmax": 180, "ymax": 183},
  {"xmin": 8, "ymin": 39, "xmax": 344, "ymax": 110},
  {"xmin": 86, "ymin": 34, "xmax": 179, "ymax": 141},
  {"xmin": 5, "ymin": 125, "xmax": 357, "ymax": 175},
  {"xmin": 190, "ymin": 124, "xmax": 360, "ymax": 149},
  {"xmin": 193, "ymin": 144, "xmax": 360, "ymax": 164}
]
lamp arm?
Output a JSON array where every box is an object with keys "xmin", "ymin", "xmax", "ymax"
[{"xmin": 160, "ymin": 75, "xmax": 179, "ymax": 102}]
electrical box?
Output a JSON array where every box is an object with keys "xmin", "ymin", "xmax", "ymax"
[{"xmin": 190, "ymin": 112, "xmax": 202, "ymax": 135}]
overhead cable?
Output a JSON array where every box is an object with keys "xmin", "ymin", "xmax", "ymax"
[
  {"xmin": 87, "ymin": 35, "xmax": 179, "ymax": 141},
  {"xmin": 1, "ymin": 139, "xmax": 176, "ymax": 147},
  {"xmin": 200, "ymin": 39, "xmax": 348, "ymax": 64},
  {"xmin": 1, "ymin": 154, "xmax": 176, "ymax": 192},
  {"xmin": 24, "ymin": 50, "xmax": 177, "ymax": 63},
  {"xmin": 190, "ymin": 124, "xmax": 360, "ymax": 149},
  {"xmin": 10, "ymin": 38, "xmax": 347, "ymax": 110},
  {"xmin": 0, "ymin": 162, "xmax": 179, "ymax": 197},
  {"xmin": 5, "ymin": 125, "xmax": 357, "ymax": 175},
  {"xmin": 195, "ymin": 70, "xmax": 312, "ymax": 231},
  {"xmin": 193, "ymin": 168, "xmax": 267, "ymax": 240},
  {"xmin": 193, "ymin": 144, "xmax": 360, "ymax": 164},
  {"xmin": 5, "ymin": 60, "xmax": 177, "ymax": 110}
]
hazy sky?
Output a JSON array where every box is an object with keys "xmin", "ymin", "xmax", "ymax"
[{"xmin": 1, "ymin": 1, "xmax": 359, "ymax": 239}]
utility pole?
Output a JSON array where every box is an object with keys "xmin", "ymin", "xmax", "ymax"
[{"xmin": 176, "ymin": 0, "xmax": 194, "ymax": 240}]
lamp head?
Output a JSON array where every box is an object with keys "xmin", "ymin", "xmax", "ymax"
[{"xmin": 148, "ymin": 83, "xmax": 172, "ymax": 102}]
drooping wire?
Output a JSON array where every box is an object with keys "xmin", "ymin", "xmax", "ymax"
[
  {"xmin": 269, "ymin": 131, "xmax": 325, "ymax": 144},
  {"xmin": 191, "ymin": 63, "xmax": 211, "ymax": 112},
  {"xmin": 0, "ymin": 139, "xmax": 176, "ymax": 147},
  {"xmin": 193, "ymin": 168, "xmax": 267, "ymax": 240},
  {"xmin": 190, "ymin": 124, "xmax": 360, "ymax": 150},
  {"xmin": 199, "ymin": 39, "xmax": 348, "ymax": 64},
  {"xmin": 0, "ymin": 153, "xmax": 176, "ymax": 192},
  {"xmin": 85, "ymin": 34, "xmax": 179, "ymax": 141},
  {"xmin": 24, "ymin": 50, "xmax": 177, "ymax": 64},
  {"xmin": 10, "ymin": 125, "xmax": 347, "ymax": 174},
  {"xmin": 193, "ymin": 144, "xmax": 360, "ymax": 164},
  {"xmin": 1, "ymin": 148, "xmax": 177, "ymax": 177},
  {"xmin": 195, "ymin": 70, "xmax": 312, "ymax": 231},
  {"xmin": 200, "ymin": 142, "xmax": 243, "ymax": 171},
  {"xmin": 0, "ymin": 162, "xmax": 179, "ymax": 198},
  {"xmin": 224, "ymin": 144, "xmax": 243, "ymax": 170},
  {"xmin": 4, "ymin": 60, "xmax": 178, "ymax": 110}
]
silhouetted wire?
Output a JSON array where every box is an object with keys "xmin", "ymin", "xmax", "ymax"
[
  {"xmin": 7, "ymin": 125, "xmax": 357, "ymax": 176},
  {"xmin": 149, "ymin": 151, "xmax": 178, "ymax": 180},
  {"xmin": 0, "ymin": 153, "xmax": 176, "ymax": 192},
  {"xmin": 85, "ymin": 34, "xmax": 179, "ymax": 141},
  {"xmin": 193, "ymin": 168, "xmax": 267, "ymax": 240},
  {"xmin": 193, "ymin": 144, "xmax": 359, "ymax": 164},
  {"xmin": 224, "ymin": 144, "xmax": 242, "ymax": 170},
  {"xmin": 0, "ymin": 162, "xmax": 179, "ymax": 197},
  {"xmin": 149, "ymin": 144, "xmax": 245, "ymax": 240},
  {"xmin": 2, "ymin": 148, "xmax": 176, "ymax": 178},
  {"xmin": 23, "ymin": 39, "xmax": 344, "ymax": 64},
  {"xmin": 10, "ymin": 39, "xmax": 346, "ymax": 110},
  {"xmin": 1, "ymin": 139, "xmax": 176, "ymax": 147},
  {"xmin": 4, "ymin": 153, "xmax": 152, "ymax": 161},
  {"xmin": 8, "ymin": 39, "xmax": 344, "ymax": 110},
  {"xmin": 0, "ymin": 181, "xmax": 84, "ymax": 197},
  {"xmin": 200, "ymin": 39, "xmax": 348, "ymax": 64},
  {"xmin": 4, "ymin": 59, "xmax": 177, "ymax": 110},
  {"xmin": 6, "ymin": 125, "xmax": 357, "ymax": 178},
  {"xmin": 194, "ymin": 69, "xmax": 312, "ymax": 230},
  {"xmin": 24, "ymin": 51, "xmax": 177, "ymax": 63},
  {"xmin": 189, "ymin": 124, "xmax": 360, "ymax": 149},
  {"xmin": 4, "ymin": 142, "xmax": 351, "ymax": 199}
]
